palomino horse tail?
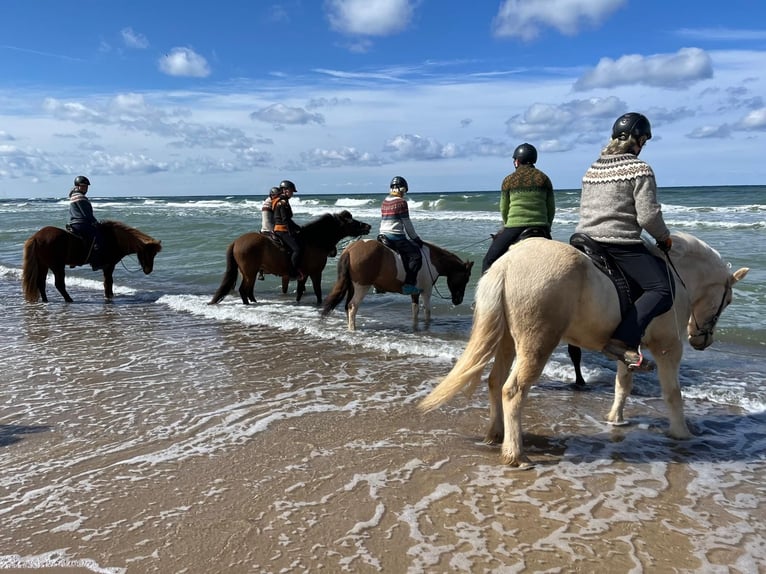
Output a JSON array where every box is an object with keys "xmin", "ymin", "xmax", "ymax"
[
  {"xmin": 321, "ymin": 248, "xmax": 352, "ymax": 317},
  {"xmin": 419, "ymin": 270, "xmax": 508, "ymax": 412},
  {"xmin": 21, "ymin": 237, "xmax": 43, "ymax": 303},
  {"xmin": 208, "ymin": 243, "xmax": 239, "ymax": 305}
]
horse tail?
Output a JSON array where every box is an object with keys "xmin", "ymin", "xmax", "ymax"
[
  {"xmin": 321, "ymin": 248, "xmax": 351, "ymax": 317},
  {"xmin": 419, "ymin": 269, "xmax": 508, "ymax": 412},
  {"xmin": 21, "ymin": 237, "xmax": 43, "ymax": 303},
  {"xmin": 208, "ymin": 243, "xmax": 239, "ymax": 305}
]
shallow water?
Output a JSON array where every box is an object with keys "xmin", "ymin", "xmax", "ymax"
[{"xmin": 1, "ymin": 187, "xmax": 764, "ymax": 572}]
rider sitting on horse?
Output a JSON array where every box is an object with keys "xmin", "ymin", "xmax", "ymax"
[
  {"xmin": 380, "ymin": 176, "xmax": 424, "ymax": 295},
  {"xmin": 273, "ymin": 179, "xmax": 305, "ymax": 281},
  {"xmin": 482, "ymin": 143, "xmax": 555, "ymax": 274},
  {"xmin": 68, "ymin": 175, "xmax": 104, "ymax": 270},
  {"xmin": 577, "ymin": 112, "xmax": 674, "ymax": 372},
  {"xmin": 261, "ymin": 186, "xmax": 280, "ymax": 235}
]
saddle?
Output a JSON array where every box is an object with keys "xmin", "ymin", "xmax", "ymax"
[{"xmin": 569, "ymin": 233, "xmax": 633, "ymax": 316}]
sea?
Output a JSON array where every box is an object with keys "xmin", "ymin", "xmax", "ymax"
[{"xmin": 0, "ymin": 186, "xmax": 764, "ymax": 573}]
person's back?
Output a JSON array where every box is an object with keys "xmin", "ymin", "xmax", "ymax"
[
  {"xmin": 67, "ymin": 175, "xmax": 104, "ymax": 270},
  {"xmin": 261, "ymin": 186, "xmax": 280, "ymax": 233},
  {"xmin": 577, "ymin": 113, "xmax": 673, "ymax": 372},
  {"xmin": 482, "ymin": 143, "xmax": 555, "ymax": 274},
  {"xmin": 380, "ymin": 176, "xmax": 423, "ymax": 295}
]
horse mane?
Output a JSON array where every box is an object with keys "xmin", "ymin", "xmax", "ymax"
[
  {"xmin": 101, "ymin": 220, "xmax": 161, "ymax": 253},
  {"xmin": 300, "ymin": 212, "xmax": 343, "ymax": 247},
  {"xmin": 671, "ymin": 231, "xmax": 722, "ymax": 262}
]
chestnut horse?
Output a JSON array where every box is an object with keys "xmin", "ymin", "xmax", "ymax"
[
  {"xmin": 22, "ymin": 220, "xmax": 162, "ymax": 303},
  {"xmin": 419, "ymin": 233, "xmax": 749, "ymax": 467},
  {"xmin": 208, "ymin": 210, "xmax": 371, "ymax": 306},
  {"xmin": 321, "ymin": 239, "xmax": 474, "ymax": 330}
]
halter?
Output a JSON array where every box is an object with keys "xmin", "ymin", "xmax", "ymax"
[{"xmin": 665, "ymin": 253, "xmax": 730, "ymax": 344}]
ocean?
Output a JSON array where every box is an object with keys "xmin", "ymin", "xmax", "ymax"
[{"xmin": 0, "ymin": 186, "xmax": 764, "ymax": 573}]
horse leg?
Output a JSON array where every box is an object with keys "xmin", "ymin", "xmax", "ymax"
[
  {"xmin": 501, "ymin": 344, "xmax": 553, "ymax": 467},
  {"xmin": 51, "ymin": 266, "xmax": 73, "ymax": 303},
  {"xmin": 36, "ymin": 266, "xmax": 49, "ymax": 303},
  {"xmin": 281, "ymin": 275, "xmax": 289, "ymax": 294},
  {"xmin": 655, "ymin": 344, "xmax": 691, "ymax": 439},
  {"xmin": 411, "ymin": 294, "xmax": 420, "ymax": 329},
  {"xmin": 310, "ymin": 274, "xmax": 322, "ymax": 305},
  {"xmin": 568, "ymin": 344, "xmax": 586, "ymax": 388},
  {"xmin": 347, "ymin": 285, "xmax": 370, "ymax": 331},
  {"xmin": 422, "ymin": 291, "xmax": 432, "ymax": 327},
  {"xmin": 485, "ymin": 331, "xmax": 516, "ymax": 444},
  {"xmin": 606, "ymin": 364, "xmax": 633, "ymax": 426},
  {"xmin": 239, "ymin": 275, "xmax": 255, "ymax": 305},
  {"xmin": 103, "ymin": 266, "xmax": 115, "ymax": 299}
]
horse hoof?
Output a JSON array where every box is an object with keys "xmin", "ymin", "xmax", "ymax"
[{"xmin": 606, "ymin": 420, "xmax": 630, "ymax": 427}]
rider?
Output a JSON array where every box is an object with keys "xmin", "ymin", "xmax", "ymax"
[
  {"xmin": 576, "ymin": 112, "xmax": 674, "ymax": 371},
  {"xmin": 482, "ymin": 143, "xmax": 555, "ymax": 274},
  {"xmin": 273, "ymin": 179, "xmax": 304, "ymax": 280},
  {"xmin": 261, "ymin": 186, "xmax": 280, "ymax": 234},
  {"xmin": 380, "ymin": 176, "xmax": 424, "ymax": 295},
  {"xmin": 68, "ymin": 175, "xmax": 104, "ymax": 270}
]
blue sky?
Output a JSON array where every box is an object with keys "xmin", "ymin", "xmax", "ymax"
[{"xmin": 2, "ymin": 0, "xmax": 766, "ymax": 198}]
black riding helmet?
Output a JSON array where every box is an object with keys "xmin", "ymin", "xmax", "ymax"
[
  {"xmin": 279, "ymin": 179, "xmax": 296, "ymax": 192},
  {"xmin": 269, "ymin": 186, "xmax": 280, "ymax": 197},
  {"xmin": 74, "ymin": 175, "xmax": 91, "ymax": 186},
  {"xmin": 612, "ymin": 113, "xmax": 652, "ymax": 141},
  {"xmin": 512, "ymin": 143, "xmax": 537, "ymax": 165},
  {"xmin": 390, "ymin": 176, "xmax": 408, "ymax": 191}
]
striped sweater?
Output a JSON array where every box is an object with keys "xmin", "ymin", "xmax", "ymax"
[{"xmin": 576, "ymin": 153, "xmax": 670, "ymax": 245}]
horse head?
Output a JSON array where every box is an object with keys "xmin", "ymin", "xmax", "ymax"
[
  {"xmin": 137, "ymin": 240, "xmax": 163, "ymax": 274},
  {"xmin": 687, "ymin": 266, "xmax": 748, "ymax": 350},
  {"xmin": 336, "ymin": 210, "xmax": 371, "ymax": 238},
  {"xmin": 445, "ymin": 260, "xmax": 474, "ymax": 305}
]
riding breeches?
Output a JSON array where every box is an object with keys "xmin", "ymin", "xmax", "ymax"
[
  {"xmin": 603, "ymin": 242, "xmax": 675, "ymax": 348},
  {"xmin": 388, "ymin": 237, "xmax": 422, "ymax": 285},
  {"xmin": 275, "ymin": 231, "xmax": 302, "ymax": 272}
]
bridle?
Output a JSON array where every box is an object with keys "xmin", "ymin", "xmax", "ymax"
[{"xmin": 665, "ymin": 253, "xmax": 730, "ymax": 343}]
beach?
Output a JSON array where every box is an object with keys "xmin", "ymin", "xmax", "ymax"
[{"xmin": 1, "ymin": 187, "xmax": 764, "ymax": 572}]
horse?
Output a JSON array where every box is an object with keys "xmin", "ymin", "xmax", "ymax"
[
  {"xmin": 321, "ymin": 239, "xmax": 474, "ymax": 331},
  {"xmin": 419, "ymin": 232, "xmax": 749, "ymax": 467},
  {"xmin": 208, "ymin": 210, "xmax": 371, "ymax": 306},
  {"xmin": 22, "ymin": 220, "xmax": 162, "ymax": 303}
]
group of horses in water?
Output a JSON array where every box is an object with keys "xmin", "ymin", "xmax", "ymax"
[{"xmin": 20, "ymin": 211, "xmax": 749, "ymax": 467}]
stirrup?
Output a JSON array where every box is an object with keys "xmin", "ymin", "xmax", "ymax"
[{"xmin": 602, "ymin": 340, "xmax": 655, "ymax": 372}]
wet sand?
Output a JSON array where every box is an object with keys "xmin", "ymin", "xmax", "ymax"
[{"xmin": 4, "ymin": 387, "xmax": 764, "ymax": 574}]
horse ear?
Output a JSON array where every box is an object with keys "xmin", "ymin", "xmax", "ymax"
[
  {"xmin": 732, "ymin": 267, "xmax": 749, "ymax": 283},
  {"xmin": 466, "ymin": 261, "xmax": 474, "ymax": 270}
]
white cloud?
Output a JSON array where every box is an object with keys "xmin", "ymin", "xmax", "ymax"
[
  {"xmin": 326, "ymin": 0, "xmax": 416, "ymax": 36},
  {"xmin": 300, "ymin": 146, "xmax": 384, "ymax": 167},
  {"xmin": 737, "ymin": 107, "xmax": 766, "ymax": 130},
  {"xmin": 121, "ymin": 27, "xmax": 149, "ymax": 49},
  {"xmin": 493, "ymin": 0, "xmax": 626, "ymax": 40},
  {"xmin": 158, "ymin": 47, "xmax": 211, "ymax": 78},
  {"xmin": 250, "ymin": 103, "xmax": 325, "ymax": 126},
  {"xmin": 383, "ymin": 134, "xmax": 459, "ymax": 160},
  {"xmin": 574, "ymin": 47, "xmax": 713, "ymax": 90}
]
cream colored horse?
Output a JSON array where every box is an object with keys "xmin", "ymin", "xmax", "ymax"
[{"xmin": 420, "ymin": 232, "xmax": 749, "ymax": 467}]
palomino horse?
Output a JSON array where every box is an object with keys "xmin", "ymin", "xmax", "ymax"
[
  {"xmin": 420, "ymin": 232, "xmax": 749, "ymax": 467},
  {"xmin": 321, "ymin": 239, "xmax": 474, "ymax": 330},
  {"xmin": 209, "ymin": 210, "xmax": 371, "ymax": 306},
  {"xmin": 22, "ymin": 220, "xmax": 162, "ymax": 303}
]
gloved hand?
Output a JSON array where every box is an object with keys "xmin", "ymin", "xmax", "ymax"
[
  {"xmin": 656, "ymin": 237, "xmax": 672, "ymax": 253},
  {"xmin": 414, "ymin": 237, "xmax": 424, "ymax": 248}
]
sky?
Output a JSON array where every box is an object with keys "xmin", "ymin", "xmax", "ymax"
[{"xmin": 1, "ymin": 0, "xmax": 766, "ymax": 198}]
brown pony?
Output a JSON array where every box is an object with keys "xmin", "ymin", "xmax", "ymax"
[
  {"xmin": 22, "ymin": 220, "xmax": 162, "ymax": 303},
  {"xmin": 208, "ymin": 210, "xmax": 371, "ymax": 306},
  {"xmin": 321, "ymin": 239, "xmax": 474, "ymax": 330}
]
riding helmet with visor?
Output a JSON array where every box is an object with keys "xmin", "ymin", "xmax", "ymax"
[
  {"xmin": 74, "ymin": 175, "xmax": 91, "ymax": 186},
  {"xmin": 612, "ymin": 113, "xmax": 652, "ymax": 141},
  {"xmin": 512, "ymin": 143, "xmax": 537, "ymax": 165}
]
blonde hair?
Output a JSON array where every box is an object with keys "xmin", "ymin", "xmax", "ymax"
[{"xmin": 602, "ymin": 134, "xmax": 646, "ymax": 155}]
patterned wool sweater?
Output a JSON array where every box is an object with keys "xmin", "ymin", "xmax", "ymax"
[
  {"xmin": 576, "ymin": 153, "xmax": 670, "ymax": 245},
  {"xmin": 499, "ymin": 164, "xmax": 555, "ymax": 228}
]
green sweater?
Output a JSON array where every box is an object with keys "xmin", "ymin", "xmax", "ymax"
[{"xmin": 499, "ymin": 164, "xmax": 555, "ymax": 228}]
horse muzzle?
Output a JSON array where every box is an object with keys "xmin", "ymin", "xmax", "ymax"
[{"xmin": 688, "ymin": 330, "xmax": 713, "ymax": 350}]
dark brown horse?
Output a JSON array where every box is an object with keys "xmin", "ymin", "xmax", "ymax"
[
  {"xmin": 208, "ymin": 210, "xmax": 371, "ymax": 306},
  {"xmin": 22, "ymin": 220, "xmax": 162, "ymax": 303},
  {"xmin": 321, "ymin": 239, "xmax": 474, "ymax": 330}
]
